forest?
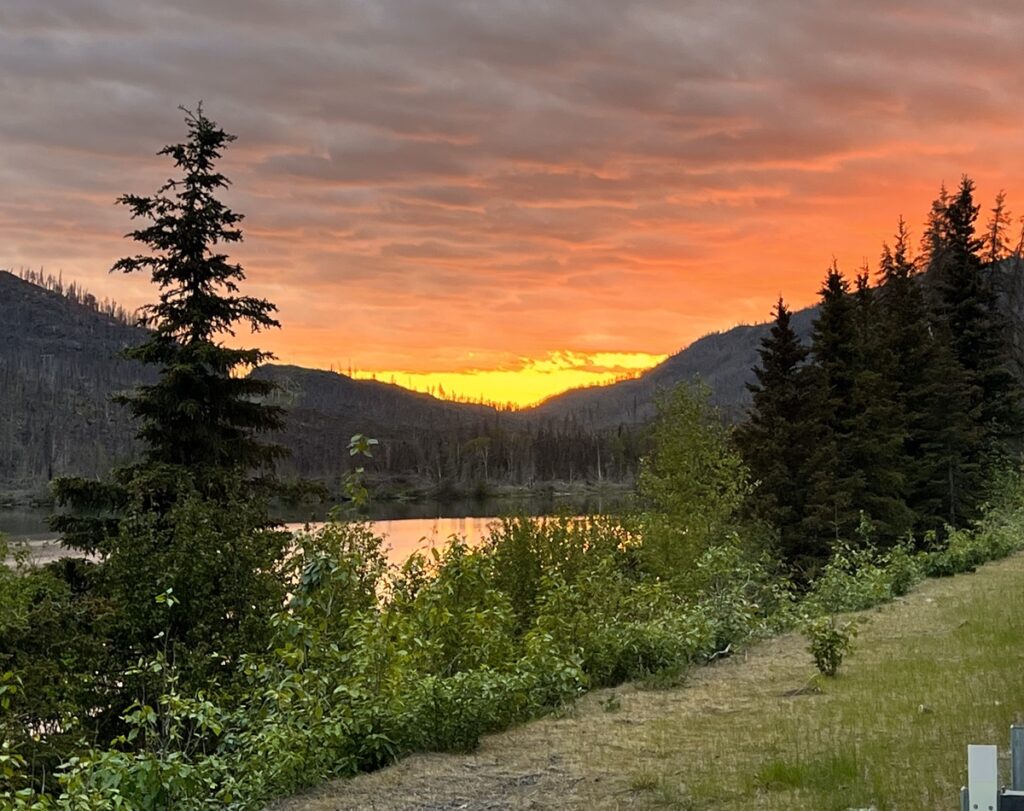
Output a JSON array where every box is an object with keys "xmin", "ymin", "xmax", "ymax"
[{"xmin": 2, "ymin": 109, "xmax": 1024, "ymax": 809}]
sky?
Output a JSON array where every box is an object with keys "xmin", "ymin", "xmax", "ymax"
[{"xmin": 3, "ymin": 1, "xmax": 1024, "ymax": 406}]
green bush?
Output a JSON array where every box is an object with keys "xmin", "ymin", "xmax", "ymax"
[
  {"xmin": 920, "ymin": 475, "xmax": 1024, "ymax": 577},
  {"xmin": 806, "ymin": 543, "xmax": 899, "ymax": 614},
  {"xmin": 0, "ymin": 542, "xmax": 110, "ymax": 792},
  {"xmin": 677, "ymin": 540, "xmax": 796, "ymax": 646},
  {"xmin": 482, "ymin": 514, "xmax": 632, "ymax": 633},
  {"xmin": 882, "ymin": 542, "xmax": 925, "ymax": 596},
  {"xmin": 637, "ymin": 384, "xmax": 751, "ymax": 570},
  {"xmin": 804, "ymin": 615, "xmax": 858, "ymax": 677}
]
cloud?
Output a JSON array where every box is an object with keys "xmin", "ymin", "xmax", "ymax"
[{"xmin": 3, "ymin": 0, "xmax": 1024, "ymax": 400}]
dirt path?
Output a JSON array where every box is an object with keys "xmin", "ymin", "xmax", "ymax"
[{"xmin": 270, "ymin": 553, "xmax": 1024, "ymax": 810}]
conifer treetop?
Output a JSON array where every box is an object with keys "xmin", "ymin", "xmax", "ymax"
[
  {"xmin": 112, "ymin": 105, "xmax": 286, "ymax": 474},
  {"xmin": 114, "ymin": 104, "xmax": 279, "ymax": 354}
]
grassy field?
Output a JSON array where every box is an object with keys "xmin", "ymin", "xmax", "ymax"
[
  {"xmin": 275, "ymin": 552, "xmax": 1024, "ymax": 810},
  {"xmin": 610, "ymin": 555, "xmax": 1024, "ymax": 810}
]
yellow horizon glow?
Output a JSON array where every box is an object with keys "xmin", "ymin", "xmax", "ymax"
[{"xmin": 350, "ymin": 350, "xmax": 669, "ymax": 408}]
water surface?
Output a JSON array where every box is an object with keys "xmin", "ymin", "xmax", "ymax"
[
  {"xmin": 286, "ymin": 515, "xmax": 507, "ymax": 566},
  {"xmin": 1, "ymin": 492, "xmax": 631, "ymax": 566}
]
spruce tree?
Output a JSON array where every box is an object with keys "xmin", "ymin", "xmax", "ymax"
[
  {"xmin": 802, "ymin": 264, "xmax": 913, "ymax": 548},
  {"xmin": 845, "ymin": 269, "xmax": 914, "ymax": 543},
  {"xmin": 920, "ymin": 182, "xmax": 950, "ymax": 270},
  {"xmin": 802, "ymin": 264, "xmax": 859, "ymax": 545},
  {"xmin": 113, "ymin": 106, "xmax": 286, "ymax": 480},
  {"xmin": 735, "ymin": 298, "xmax": 821, "ymax": 572},
  {"xmin": 928, "ymin": 177, "xmax": 1020, "ymax": 479},
  {"xmin": 49, "ymin": 107, "xmax": 291, "ymax": 697},
  {"xmin": 54, "ymin": 107, "xmax": 287, "ymax": 549},
  {"xmin": 875, "ymin": 219, "xmax": 973, "ymax": 535},
  {"xmin": 986, "ymin": 190, "xmax": 1012, "ymax": 264}
]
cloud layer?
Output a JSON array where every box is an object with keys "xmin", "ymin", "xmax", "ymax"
[{"xmin": 3, "ymin": 0, "xmax": 1024, "ymax": 401}]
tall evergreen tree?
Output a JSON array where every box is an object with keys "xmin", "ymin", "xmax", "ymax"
[
  {"xmin": 845, "ymin": 269, "xmax": 914, "ymax": 543},
  {"xmin": 735, "ymin": 298, "xmax": 821, "ymax": 572},
  {"xmin": 800, "ymin": 262, "xmax": 913, "ymax": 547},
  {"xmin": 928, "ymin": 177, "xmax": 1021, "ymax": 470},
  {"xmin": 113, "ymin": 106, "xmax": 286, "ymax": 481},
  {"xmin": 802, "ymin": 264, "xmax": 860, "ymax": 545},
  {"xmin": 49, "ymin": 107, "xmax": 291, "ymax": 697},
  {"xmin": 875, "ymin": 219, "xmax": 973, "ymax": 535},
  {"xmin": 920, "ymin": 182, "xmax": 950, "ymax": 271},
  {"xmin": 986, "ymin": 190, "xmax": 1012, "ymax": 264},
  {"xmin": 54, "ymin": 107, "xmax": 287, "ymax": 549}
]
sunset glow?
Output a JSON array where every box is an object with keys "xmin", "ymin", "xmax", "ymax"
[
  {"xmin": 350, "ymin": 351, "xmax": 670, "ymax": 408},
  {"xmin": 4, "ymin": 2, "xmax": 1024, "ymax": 405}
]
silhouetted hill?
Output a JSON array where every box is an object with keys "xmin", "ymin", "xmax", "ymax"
[
  {"xmin": 0, "ymin": 271, "xmax": 507, "ymax": 491},
  {"xmin": 257, "ymin": 365, "xmax": 499, "ymax": 426},
  {"xmin": 252, "ymin": 365, "xmax": 504, "ymax": 480},
  {"xmin": 526, "ymin": 259, "xmax": 1023, "ymax": 428},
  {"xmin": 524, "ymin": 308, "xmax": 817, "ymax": 428},
  {"xmin": 0, "ymin": 270, "xmax": 149, "ymax": 490}
]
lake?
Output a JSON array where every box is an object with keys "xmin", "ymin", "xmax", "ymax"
[
  {"xmin": 0, "ymin": 492, "xmax": 631, "ymax": 566},
  {"xmin": 286, "ymin": 515, "xmax": 509, "ymax": 566}
]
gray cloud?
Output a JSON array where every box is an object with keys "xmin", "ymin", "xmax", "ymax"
[{"xmin": 3, "ymin": 0, "xmax": 1024, "ymax": 374}]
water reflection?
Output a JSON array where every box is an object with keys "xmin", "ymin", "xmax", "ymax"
[
  {"xmin": 3, "ymin": 491, "xmax": 632, "ymax": 567},
  {"xmin": 286, "ymin": 515, "xmax": 503, "ymax": 566},
  {"xmin": 0, "ymin": 510, "xmax": 57, "ymax": 541}
]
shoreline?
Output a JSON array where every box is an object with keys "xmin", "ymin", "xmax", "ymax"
[{"xmin": 1, "ymin": 477, "xmax": 636, "ymax": 512}]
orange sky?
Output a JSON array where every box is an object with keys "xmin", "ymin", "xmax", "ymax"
[{"xmin": 3, "ymin": 2, "xmax": 1024, "ymax": 406}]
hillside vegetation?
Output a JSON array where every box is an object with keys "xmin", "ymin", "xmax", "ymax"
[
  {"xmin": 0, "ymin": 271, "xmax": 149, "ymax": 493},
  {"xmin": 274, "ymin": 550, "xmax": 1024, "ymax": 811}
]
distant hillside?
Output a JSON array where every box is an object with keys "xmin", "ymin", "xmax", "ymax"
[
  {"xmin": 0, "ymin": 270, "xmax": 507, "ymax": 492},
  {"xmin": 528, "ymin": 259, "xmax": 1024, "ymax": 429},
  {"xmin": 253, "ymin": 365, "xmax": 504, "ymax": 480},
  {"xmin": 0, "ymin": 270, "xmax": 149, "ymax": 491},
  {"xmin": 0, "ymin": 267, "xmax": 849, "ymax": 493},
  {"xmin": 525, "ymin": 308, "xmax": 817, "ymax": 428}
]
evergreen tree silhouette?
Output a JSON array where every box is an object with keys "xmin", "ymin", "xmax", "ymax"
[
  {"xmin": 926, "ymin": 177, "xmax": 1021, "ymax": 513},
  {"xmin": 876, "ymin": 219, "xmax": 974, "ymax": 535},
  {"xmin": 53, "ymin": 106, "xmax": 287, "ymax": 550},
  {"xmin": 736, "ymin": 297, "xmax": 821, "ymax": 573}
]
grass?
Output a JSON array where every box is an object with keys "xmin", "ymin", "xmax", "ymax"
[
  {"xmin": 273, "ymin": 552, "xmax": 1024, "ymax": 810},
  {"xmin": 604, "ymin": 553, "xmax": 1024, "ymax": 810}
]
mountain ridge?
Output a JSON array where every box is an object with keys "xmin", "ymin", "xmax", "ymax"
[
  {"xmin": 0, "ymin": 267, "xmax": 830, "ymax": 491},
  {"xmin": 524, "ymin": 310, "xmax": 816, "ymax": 427}
]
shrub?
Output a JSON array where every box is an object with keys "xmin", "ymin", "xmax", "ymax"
[
  {"xmin": 882, "ymin": 542, "xmax": 925, "ymax": 596},
  {"xmin": 804, "ymin": 615, "xmax": 858, "ymax": 677},
  {"xmin": 675, "ymin": 539, "xmax": 796, "ymax": 645},
  {"xmin": 482, "ymin": 514, "xmax": 632, "ymax": 633},
  {"xmin": 805, "ymin": 543, "xmax": 895, "ymax": 614},
  {"xmin": 637, "ymin": 384, "xmax": 751, "ymax": 569}
]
